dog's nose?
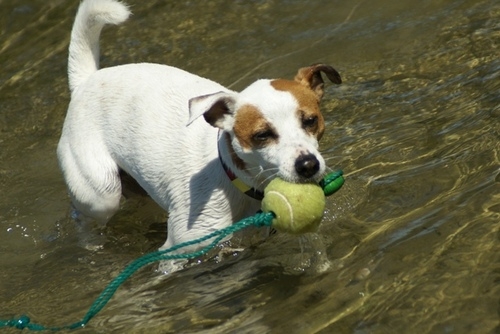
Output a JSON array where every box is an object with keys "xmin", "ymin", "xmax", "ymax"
[{"xmin": 295, "ymin": 154, "xmax": 320, "ymax": 179}]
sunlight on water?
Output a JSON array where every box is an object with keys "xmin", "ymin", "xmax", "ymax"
[{"xmin": 0, "ymin": 0, "xmax": 499, "ymax": 333}]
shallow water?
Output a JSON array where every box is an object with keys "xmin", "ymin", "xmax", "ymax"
[{"xmin": 1, "ymin": 0, "xmax": 499, "ymax": 333}]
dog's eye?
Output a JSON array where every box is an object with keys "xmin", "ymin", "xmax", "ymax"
[
  {"xmin": 302, "ymin": 115, "xmax": 318, "ymax": 129},
  {"xmin": 252, "ymin": 129, "xmax": 276, "ymax": 143}
]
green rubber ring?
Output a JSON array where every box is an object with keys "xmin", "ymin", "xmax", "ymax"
[{"xmin": 320, "ymin": 170, "xmax": 345, "ymax": 196}]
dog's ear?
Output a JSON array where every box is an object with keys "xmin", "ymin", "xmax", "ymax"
[
  {"xmin": 294, "ymin": 64, "xmax": 342, "ymax": 99},
  {"xmin": 188, "ymin": 91, "xmax": 237, "ymax": 129}
]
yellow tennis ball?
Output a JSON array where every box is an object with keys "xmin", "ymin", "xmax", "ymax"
[{"xmin": 261, "ymin": 178, "xmax": 326, "ymax": 234}]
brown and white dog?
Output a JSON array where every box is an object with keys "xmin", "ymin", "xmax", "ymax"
[{"xmin": 58, "ymin": 0, "xmax": 341, "ymax": 259}]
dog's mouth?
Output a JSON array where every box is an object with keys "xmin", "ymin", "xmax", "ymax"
[
  {"xmin": 276, "ymin": 173, "xmax": 324, "ymax": 185},
  {"xmin": 269, "ymin": 155, "xmax": 324, "ymax": 186}
]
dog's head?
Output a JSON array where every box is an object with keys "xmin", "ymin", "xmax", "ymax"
[{"xmin": 189, "ymin": 64, "xmax": 341, "ymax": 189}]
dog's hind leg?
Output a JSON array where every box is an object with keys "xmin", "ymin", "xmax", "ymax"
[
  {"xmin": 57, "ymin": 141, "xmax": 122, "ymax": 225},
  {"xmin": 57, "ymin": 141, "xmax": 122, "ymax": 250}
]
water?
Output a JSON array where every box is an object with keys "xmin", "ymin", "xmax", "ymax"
[{"xmin": 1, "ymin": 0, "xmax": 499, "ymax": 333}]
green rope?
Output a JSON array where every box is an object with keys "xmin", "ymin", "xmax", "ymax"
[
  {"xmin": 0, "ymin": 170, "xmax": 344, "ymax": 331},
  {"xmin": 0, "ymin": 212, "xmax": 274, "ymax": 331}
]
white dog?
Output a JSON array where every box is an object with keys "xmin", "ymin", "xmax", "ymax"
[{"xmin": 58, "ymin": 0, "xmax": 341, "ymax": 253}]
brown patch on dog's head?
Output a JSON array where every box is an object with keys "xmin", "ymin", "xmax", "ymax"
[
  {"xmin": 270, "ymin": 79, "xmax": 325, "ymax": 140},
  {"xmin": 233, "ymin": 104, "xmax": 278, "ymax": 151}
]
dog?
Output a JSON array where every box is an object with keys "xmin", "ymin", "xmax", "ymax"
[{"xmin": 58, "ymin": 0, "xmax": 342, "ymax": 256}]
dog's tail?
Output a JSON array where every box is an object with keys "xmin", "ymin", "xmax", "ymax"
[{"xmin": 68, "ymin": 0, "xmax": 130, "ymax": 93}]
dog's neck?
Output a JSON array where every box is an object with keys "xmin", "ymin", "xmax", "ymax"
[{"xmin": 218, "ymin": 131, "xmax": 264, "ymax": 201}]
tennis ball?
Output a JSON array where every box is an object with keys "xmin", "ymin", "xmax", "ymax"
[{"xmin": 261, "ymin": 178, "xmax": 325, "ymax": 234}]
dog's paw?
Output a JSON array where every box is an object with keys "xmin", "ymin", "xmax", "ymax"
[
  {"xmin": 158, "ymin": 259, "xmax": 188, "ymax": 275},
  {"xmin": 216, "ymin": 246, "xmax": 244, "ymax": 261},
  {"xmin": 71, "ymin": 206, "xmax": 106, "ymax": 251}
]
